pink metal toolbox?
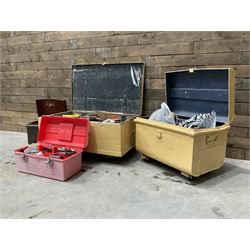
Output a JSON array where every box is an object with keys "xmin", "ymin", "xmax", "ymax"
[{"xmin": 14, "ymin": 115, "xmax": 89, "ymax": 181}]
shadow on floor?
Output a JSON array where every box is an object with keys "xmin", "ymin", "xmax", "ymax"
[
  {"xmin": 74, "ymin": 149, "xmax": 250, "ymax": 187},
  {"xmin": 82, "ymin": 148, "xmax": 140, "ymax": 167},
  {"xmin": 139, "ymin": 156, "xmax": 250, "ymax": 187},
  {"xmin": 66, "ymin": 149, "xmax": 141, "ymax": 182}
]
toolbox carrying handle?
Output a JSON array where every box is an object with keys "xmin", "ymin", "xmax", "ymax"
[{"xmin": 206, "ymin": 135, "xmax": 218, "ymax": 145}]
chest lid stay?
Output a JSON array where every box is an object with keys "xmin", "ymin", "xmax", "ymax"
[{"xmin": 72, "ymin": 63, "xmax": 144, "ymax": 115}]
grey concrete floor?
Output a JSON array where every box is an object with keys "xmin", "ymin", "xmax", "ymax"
[{"xmin": 0, "ymin": 130, "xmax": 250, "ymax": 219}]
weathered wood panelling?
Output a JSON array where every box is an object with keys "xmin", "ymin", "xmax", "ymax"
[{"xmin": 0, "ymin": 31, "xmax": 249, "ymax": 160}]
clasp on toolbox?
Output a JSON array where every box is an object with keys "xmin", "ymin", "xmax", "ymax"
[
  {"xmin": 20, "ymin": 154, "xmax": 27, "ymax": 162},
  {"xmin": 156, "ymin": 130, "xmax": 162, "ymax": 139},
  {"xmin": 46, "ymin": 158, "xmax": 53, "ymax": 168}
]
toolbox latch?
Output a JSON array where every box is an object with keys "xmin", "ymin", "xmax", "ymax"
[
  {"xmin": 20, "ymin": 154, "xmax": 28, "ymax": 162},
  {"xmin": 156, "ymin": 130, "xmax": 162, "ymax": 139},
  {"xmin": 46, "ymin": 158, "xmax": 53, "ymax": 168}
]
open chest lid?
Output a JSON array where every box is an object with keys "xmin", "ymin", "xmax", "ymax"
[
  {"xmin": 72, "ymin": 63, "xmax": 145, "ymax": 115},
  {"xmin": 165, "ymin": 68, "xmax": 235, "ymax": 124},
  {"xmin": 38, "ymin": 116, "xmax": 89, "ymax": 149},
  {"xmin": 36, "ymin": 99, "xmax": 67, "ymax": 117}
]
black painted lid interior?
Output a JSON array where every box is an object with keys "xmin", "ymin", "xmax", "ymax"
[
  {"xmin": 72, "ymin": 63, "xmax": 144, "ymax": 114},
  {"xmin": 166, "ymin": 69, "xmax": 229, "ymax": 123}
]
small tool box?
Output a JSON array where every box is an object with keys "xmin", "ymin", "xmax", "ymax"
[
  {"xmin": 15, "ymin": 116, "xmax": 89, "ymax": 181},
  {"xmin": 135, "ymin": 68, "xmax": 235, "ymax": 178},
  {"xmin": 53, "ymin": 63, "xmax": 145, "ymax": 157}
]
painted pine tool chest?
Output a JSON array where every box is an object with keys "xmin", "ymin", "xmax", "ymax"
[
  {"xmin": 53, "ymin": 63, "xmax": 145, "ymax": 157},
  {"xmin": 15, "ymin": 116, "xmax": 89, "ymax": 181},
  {"xmin": 135, "ymin": 68, "xmax": 235, "ymax": 177}
]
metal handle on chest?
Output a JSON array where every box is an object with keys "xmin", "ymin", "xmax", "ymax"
[{"xmin": 206, "ymin": 135, "xmax": 218, "ymax": 145}]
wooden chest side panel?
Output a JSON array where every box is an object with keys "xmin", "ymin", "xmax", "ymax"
[
  {"xmin": 192, "ymin": 125, "xmax": 230, "ymax": 176},
  {"xmin": 121, "ymin": 118, "xmax": 136, "ymax": 155},
  {"xmin": 135, "ymin": 118, "xmax": 194, "ymax": 174},
  {"xmin": 86, "ymin": 122, "xmax": 122, "ymax": 156}
]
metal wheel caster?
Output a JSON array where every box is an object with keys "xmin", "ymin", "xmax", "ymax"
[
  {"xmin": 142, "ymin": 155, "xmax": 151, "ymax": 162},
  {"xmin": 181, "ymin": 172, "xmax": 193, "ymax": 180}
]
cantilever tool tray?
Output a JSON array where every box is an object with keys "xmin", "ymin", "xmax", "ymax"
[
  {"xmin": 135, "ymin": 68, "xmax": 235, "ymax": 178},
  {"xmin": 14, "ymin": 116, "xmax": 89, "ymax": 181},
  {"xmin": 54, "ymin": 63, "xmax": 145, "ymax": 157}
]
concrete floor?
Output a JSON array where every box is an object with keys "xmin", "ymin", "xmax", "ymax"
[{"xmin": 0, "ymin": 130, "xmax": 250, "ymax": 219}]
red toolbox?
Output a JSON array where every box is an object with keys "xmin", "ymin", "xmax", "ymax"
[{"xmin": 14, "ymin": 115, "xmax": 89, "ymax": 181}]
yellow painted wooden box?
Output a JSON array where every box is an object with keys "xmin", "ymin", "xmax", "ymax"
[
  {"xmin": 53, "ymin": 111, "xmax": 137, "ymax": 157},
  {"xmin": 54, "ymin": 63, "xmax": 145, "ymax": 157},
  {"xmin": 135, "ymin": 68, "xmax": 235, "ymax": 177}
]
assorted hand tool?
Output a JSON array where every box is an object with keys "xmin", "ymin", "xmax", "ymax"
[
  {"xmin": 19, "ymin": 144, "xmax": 76, "ymax": 160},
  {"xmin": 62, "ymin": 112, "xmax": 127, "ymax": 123}
]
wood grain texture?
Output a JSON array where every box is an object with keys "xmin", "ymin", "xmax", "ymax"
[
  {"xmin": 150, "ymin": 53, "xmax": 242, "ymax": 67},
  {"xmin": 194, "ymin": 39, "xmax": 249, "ymax": 53},
  {"xmin": 111, "ymin": 42, "xmax": 193, "ymax": 57},
  {"xmin": 235, "ymin": 103, "xmax": 250, "ymax": 115},
  {"xmin": 235, "ymin": 78, "xmax": 250, "ymax": 90},
  {"xmin": 84, "ymin": 117, "xmax": 137, "ymax": 157},
  {"xmin": 150, "ymin": 31, "xmax": 246, "ymax": 44},
  {"xmin": 227, "ymin": 137, "xmax": 250, "ymax": 150},
  {"xmin": 228, "ymin": 127, "xmax": 249, "ymax": 138},
  {"xmin": 226, "ymin": 148, "xmax": 250, "ymax": 160},
  {"xmin": 232, "ymin": 115, "xmax": 250, "ymax": 128},
  {"xmin": 0, "ymin": 31, "xmax": 249, "ymax": 160}
]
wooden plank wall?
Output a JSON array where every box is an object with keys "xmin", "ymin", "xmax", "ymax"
[{"xmin": 0, "ymin": 31, "xmax": 249, "ymax": 160}]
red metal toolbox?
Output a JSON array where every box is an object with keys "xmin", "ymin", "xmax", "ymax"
[{"xmin": 14, "ymin": 115, "xmax": 89, "ymax": 181}]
